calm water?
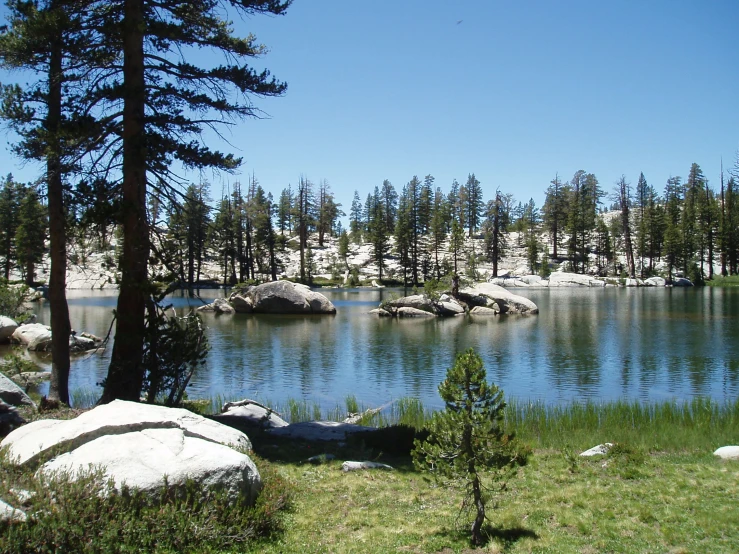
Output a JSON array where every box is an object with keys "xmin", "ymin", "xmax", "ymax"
[{"xmin": 18, "ymin": 287, "xmax": 739, "ymax": 410}]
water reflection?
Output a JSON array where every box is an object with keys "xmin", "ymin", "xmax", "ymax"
[{"xmin": 18, "ymin": 286, "xmax": 739, "ymax": 407}]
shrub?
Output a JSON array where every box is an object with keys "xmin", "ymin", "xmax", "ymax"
[{"xmin": 0, "ymin": 456, "xmax": 291, "ymax": 553}]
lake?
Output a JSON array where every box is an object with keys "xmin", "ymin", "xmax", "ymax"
[{"xmin": 18, "ymin": 286, "xmax": 739, "ymax": 410}]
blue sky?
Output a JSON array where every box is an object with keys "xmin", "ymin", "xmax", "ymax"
[{"xmin": 1, "ymin": 0, "xmax": 737, "ymax": 217}]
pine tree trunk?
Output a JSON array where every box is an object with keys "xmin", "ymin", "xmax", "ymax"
[
  {"xmin": 46, "ymin": 27, "xmax": 72, "ymax": 405},
  {"xmin": 101, "ymin": 0, "xmax": 148, "ymax": 403},
  {"xmin": 470, "ymin": 472, "xmax": 485, "ymax": 546}
]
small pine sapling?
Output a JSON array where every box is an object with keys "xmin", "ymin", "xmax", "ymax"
[{"xmin": 412, "ymin": 348, "xmax": 528, "ymax": 546}]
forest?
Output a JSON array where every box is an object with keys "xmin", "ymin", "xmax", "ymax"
[{"xmin": 1, "ymin": 159, "xmax": 738, "ymax": 292}]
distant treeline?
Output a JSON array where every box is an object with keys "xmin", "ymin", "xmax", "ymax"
[
  {"xmin": 2, "ymin": 160, "xmax": 738, "ymax": 289},
  {"xmin": 151, "ymin": 162, "xmax": 738, "ymax": 287}
]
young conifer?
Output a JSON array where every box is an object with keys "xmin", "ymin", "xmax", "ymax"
[{"xmin": 413, "ymin": 348, "xmax": 528, "ymax": 546}]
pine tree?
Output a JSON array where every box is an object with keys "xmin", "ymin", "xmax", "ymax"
[
  {"xmin": 0, "ymin": 175, "xmax": 23, "ymax": 279},
  {"xmin": 0, "ymin": 0, "xmax": 102, "ymax": 403},
  {"xmin": 349, "ymin": 190, "xmax": 363, "ymax": 244},
  {"xmin": 464, "ymin": 173, "xmax": 484, "ymax": 238},
  {"xmin": 395, "ymin": 185, "xmax": 412, "ymax": 287},
  {"xmin": 15, "ymin": 188, "xmax": 48, "ymax": 286},
  {"xmin": 663, "ymin": 176, "xmax": 683, "ymax": 282},
  {"xmin": 277, "ymin": 185, "xmax": 293, "ymax": 236},
  {"xmin": 542, "ymin": 173, "xmax": 570, "ymax": 260},
  {"xmin": 616, "ymin": 175, "xmax": 636, "ymax": 278},
  {"xmin": 430, "ymin": 187, "xmax": 449, "ymax": 279},
  {"xmin": 413, "ymin": 349, "xmax": 527, "ymax": 546},
  {"xmin": 97, "ymin": 0, "xmax": 290, "ymax": 403},
  {"xmin": 380, "ymin": 179, "xmax": 398, "ymax": 232},
  {"xmin": 296, "ymin": 176, "xmax": 314, "ymax": 283},
  {"xmin": 449, "ymin": 218, "xmax": 465, "ymax": 276},
  {"xmin": 483, "ymin": 190, "xmax": 508, "ymax": 277},
  {"xmin": 366, "ymin": 186, "xmax": 389, "ymax": 281},
  {"xmin": 316, "ymin": 180, "xmax": 341, "ymax": 247}
]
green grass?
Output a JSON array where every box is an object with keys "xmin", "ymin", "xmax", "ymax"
[
  {"xmin": 178, "ymin": 393, "xmax": 739, "ymax": 453},
  {"xmin": 506, "ymin": 397, "xmax": 739, "ymax": 452},
  {"xmin": 249, "ymin": 444, "xmax": 739, "ymax": 553},
  {"xmin": 707, "ymin": 274, "xmax": 739, "ymax": 287},
  {"xmin": 5, "ymin": 395, "xmax": 739, "ymax": 552}
]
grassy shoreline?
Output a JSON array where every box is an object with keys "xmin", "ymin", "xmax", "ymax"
[{"xmin": 5, "ymin": 394, "xmax": 738, "ymax": 552}]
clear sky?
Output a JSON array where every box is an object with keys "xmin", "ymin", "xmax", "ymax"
[{"xmin": 1, "ymin": 0, "xmax": 737, "ymax": 218}]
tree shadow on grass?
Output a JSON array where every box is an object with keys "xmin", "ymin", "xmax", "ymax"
[
  {"xmin": 433, "ymin": 524, "xmax": 538, "ymax": 552},
  {"xmin": 484, "ymin": 524, "xmax": 539, "ymax": 549}
]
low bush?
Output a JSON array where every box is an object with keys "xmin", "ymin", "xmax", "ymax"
[{"xmin": 0, "ymin": 454, "xmax": 291, "ymax": 553}]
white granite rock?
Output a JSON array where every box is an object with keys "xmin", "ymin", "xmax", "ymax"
[
  {"xmin": 0, "ymin": 499, "xmax": 26, "ymax": 523},
  {"xmin": 460, "ymin": 283, "xmax": 538, "ymax": 314},
  {"xmin": 644, "ymin": 276, "xmax": 666, "ymax": 287},
  {"xmin": 580, "ymin": 443, "xmax": 613, "ymax": 457},
  {"xmin": 0, "ymin": 316, "xmax": 18, "ymax": 342},
  {"xmin": 713, "ymin": 446, "xmax": 739, "ymax": 460},
  {"xmin": 38, "ymin": 427, "xmax": 261, "ymax": 502},
  {"xmin": 0, "ymin": 372, "xmax": 34, "ymax": 407},
  {"xmin": 1, "ymin": 399, "xmax": 251, "ymax": 467}
]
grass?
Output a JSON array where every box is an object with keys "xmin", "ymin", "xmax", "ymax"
[
  {"xmin": 247, "ymin": 438, "xmax": 739, "ymax": 553},
  {"xmin": 506, "ymin": 397, "xmax": 739, "ymax": 452},
  {"xmin": 6, "ymin": 394, "xmax": 738, "ymax": 552},
  {"xmin": 707, "ymin": 274, "xmax": 739, "ymax": 287}
]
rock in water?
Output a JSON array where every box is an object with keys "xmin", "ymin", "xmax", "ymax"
[
  {"xmin": 459, "ymin": 283, "xmax": 538, "ymax": 314},
  {"xmin": 0, "ymin": 316, "xmax": 18, "ymax": 343},
  {"xmin": 11, "ymin": 323, "xmax": 52, "ymax": 351},
  {"xmin": 234, "ymin": 281, "xmax": 336, "ymax": 314},
  {"xmin": 196, "ymin": 297, "xmax": 236, "ymax": 314},
  {"xmin": 10, "ymin": 323, "xmax": 103, "ymax": 352},
  {"xmin": 0, "ymin": 373, "xmax": 34, "ymax": 407}
]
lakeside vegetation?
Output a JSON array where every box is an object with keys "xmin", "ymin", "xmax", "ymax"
[{"xmin": 4, "ymin": 392, "xmax": 738, "ymax": 552}]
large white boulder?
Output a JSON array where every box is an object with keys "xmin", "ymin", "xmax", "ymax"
[
  {"xmin": 397, "ymin": 306, "xmax": 436, "ymax": 318},
  {"xmin": 547, "ymin": 272, "xmax": 602, "ymax": 287},
  {"xmin": 233, "ymin": 281, "xmax": 336, "ymax": 314},
  {"xmin": 1, "ymin": 400, "xmax": 260, "ymax": 503},
  {"xmin": 644, "ymin": 276, "xmax": 666, "ymax": 287},
  {"xmin": 38, "ymin": 427, "xmax": 261, "ymax": 502},
  {"xmin": 0, "ymin": 316, "xmax": 18, "ymax": 342},
  {"xmin": 213, "ymin": 399, "xmax": 289, "ymax": 429},
  {"xmin": 10, "ymin": 323, "xmax": 102, "ymax": 352},
  {"xmin": 459, "ymin": 283, "xmax": 538, "ymax": 314},
  {"xmin": 1, "ymin": 399, "xmax": 251, "ymax": 467},
  {"xmin": 11, "ymin": 323, "xmax": 52, "ymax": 350}
]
